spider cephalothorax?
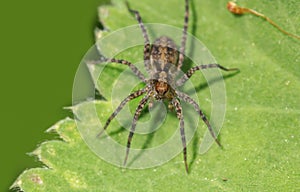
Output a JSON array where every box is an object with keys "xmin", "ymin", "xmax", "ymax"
[{"xmin": 97, "ymin": 0, "xmax": 238, "ymax": 173}]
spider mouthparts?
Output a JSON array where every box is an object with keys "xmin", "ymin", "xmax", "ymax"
[{"xmin": 155, "ymin": 81, "xmax": 169, "ymax": 95}]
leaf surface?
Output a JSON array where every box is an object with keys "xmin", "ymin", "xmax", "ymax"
[{"xmin": 12, "ymin": 0, "xmax": 300, "ymax": 191}]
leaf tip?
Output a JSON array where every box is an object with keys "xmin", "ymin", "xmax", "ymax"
[{"xmin": 45, "ymin": 117, "xmax": 73, "ymax": 133}]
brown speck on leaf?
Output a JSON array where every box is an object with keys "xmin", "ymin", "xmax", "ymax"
[{"xmin": 30, "ymin": 174, "xmax": 43, "ymax": 185}]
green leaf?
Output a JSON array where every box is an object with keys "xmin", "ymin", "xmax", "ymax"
[{"xmin": 12, "ymin": 0, "xmax": 300, "ymax": 191}]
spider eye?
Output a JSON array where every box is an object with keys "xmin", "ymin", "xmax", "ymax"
[
  {"xmin": 167, "ymin": 47, "xmax": 173, "ymax": 52},
  {"xmin": 151, "ymin": 46, "xmax": 160, "ymax": 55}
]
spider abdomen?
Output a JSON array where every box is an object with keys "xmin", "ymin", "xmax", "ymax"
[{"xmin": 150, "ymin": 36, "xmax": 179, "ymax": 75}]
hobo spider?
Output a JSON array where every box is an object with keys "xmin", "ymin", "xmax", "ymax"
[{"xmin": 97, "ymin": 0, "xmax": 238, "ymax": 172}]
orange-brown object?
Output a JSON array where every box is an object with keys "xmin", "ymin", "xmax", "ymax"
[{"xmin": 227, "ymin": 1, "xmax": 300, "ymax": 40}]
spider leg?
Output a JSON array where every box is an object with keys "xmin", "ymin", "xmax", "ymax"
[
  {"xmin": 176, "ymin": 91, "xmax": 221, "ymax": 147},
  {"xmin": 148, "ymin": 97, "xmax": 154, "ymax": 110},
  {"xmin": 97, "ymin": 88, "xmax": 147, "ymax": 137},
  {"xmin": 107, "ymin": 58, "xmax": 146, "ymax": 82},
  {"xmin": 126, "ymin": 1, "xmax": 151, "ymax": 73},
  {"xmin": 172, "ymin": 98, "xmax": 188, "ymax": 173},
  {"xmin": 124, "ymin": 94, "xmax": 150, "ymax": 166},
  {"xmin": 88, "ymin": 58, "xmax": 146, "ymax": 82},
  {"xmin": 177, "ymin": 0, "xmax": 189, "ymax": 70},
  {"xmin": 176, "ymin": 64, "xmax": 239, "ymax": 86}
]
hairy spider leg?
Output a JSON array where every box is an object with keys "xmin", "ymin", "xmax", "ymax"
[
  {"xmin": 88, "ymin": 58, "xmax": 146, "ymax": 82},
  {"xmin": 172, "ymin": 98, "xmax": 188, "ymax": 173},
  {"xmin": 177, "ymin": 0, "xmax": 189, "ymax": 70},
  {"xmin": 97, "ymin": 88, "xmax": 147, "ymax": 137},
  {"xmin": 126, "ymin": 2, "xmax": 152, "ymax": 73},
  {"xmin": 176, "ymin": 91, "xmax": 221, "ymax": 147},
  {"xmin": 108, "ymin": 58, "xmax": 146, "ymax": 82},
  {"xmin": 124, "ymin": 94, "xmax": 150, "ymax": 166},
  {"xmin": 176, "ymin": 63, "xmax": 239, "ymax": 86}
]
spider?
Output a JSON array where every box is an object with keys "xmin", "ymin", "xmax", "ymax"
[{"xmin": 97, "ymin": 0, "xmax": 238, "ymax": 173}]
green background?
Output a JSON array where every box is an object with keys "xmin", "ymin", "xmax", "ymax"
[{"xmin": 0, "ymin": 0, "xmax": 108, "ymax": 191}]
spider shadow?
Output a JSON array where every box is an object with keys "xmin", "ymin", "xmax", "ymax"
[
  {"xmin": 179, "ymin": 0, "xmax": 198, "ymax": 74},
  {"xmin": 185, "ymin": 71, "xmax": 240, "ymax": 94},
  {"xmin": 101, "ymin": 126, "xmax": 127, "ymax": 138},
  {"xmin": 94, "ymin": 63, "xmax": 144, "ymax": 101},
  {"xmin": 98, "ymin": 101, "xmax": 158, "ymax": 167},
  {"xmin": 126, "ymin": 131, "xmax": 155, "ymax": 167},
  {"xmin": 188, "ymin": 128, "xmax": 200, "ymax": 171},
  {"xmin": 126, "ymin": 103, "xmax": 168, "ymax": 167},
  {"xmin": 190, "ymin": 0, "xmax": 197, "ymax": 38},
  {"xmin": 188, "ymin": 130, "xmax": 224, "ymax": 172},
  {"xmin": 185, "ymin": 71, "xmax": 239, "ymax": 172},
  {"xmin": 98, "ymin": 102, "xmax": 150, "ymax": 138}
]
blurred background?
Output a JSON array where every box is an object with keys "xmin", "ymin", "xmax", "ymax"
[{"xmin": 0, "ymin": 0, "xmax": 109, "ymax": 191}]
